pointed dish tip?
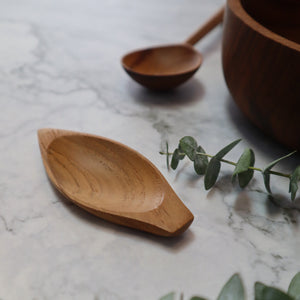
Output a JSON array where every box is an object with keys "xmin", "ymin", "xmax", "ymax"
[{"xmin": 38, "ymin": 128, "xmax": 193, "ymax": 236}]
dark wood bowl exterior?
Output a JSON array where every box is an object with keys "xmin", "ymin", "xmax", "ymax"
[{"xmin": 222, "ymin": 0, "xmax": 300, "ymax": 150}]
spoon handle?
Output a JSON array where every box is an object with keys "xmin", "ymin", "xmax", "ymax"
[{"xmin": 185, "ymin": 6, "xmax": 225, "ymax": 46}]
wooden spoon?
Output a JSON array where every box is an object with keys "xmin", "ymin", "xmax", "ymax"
[
  {"xmin": 38, "ymin": 128, "xmax": 194, "ymax": 236},
  {"xmin": 121, "ymin": 6, "xmax": 224, "ymax": 90}
]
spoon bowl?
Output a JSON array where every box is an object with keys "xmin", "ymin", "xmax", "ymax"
[
  {"xmin": 122, "ymin": 44, "xmax": 202, "ymax": 90},
  {"xmin": 122, "ymin": 7, "xmax": 224, "ymax": 90},
  {"xmin": 38, "ymin": 128, "xmax": 194, "ymax": 236}
]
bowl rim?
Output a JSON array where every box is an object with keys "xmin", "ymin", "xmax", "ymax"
[{"xmin": 228, "ymin": 0, "xmax": 300, "ymax": 52}]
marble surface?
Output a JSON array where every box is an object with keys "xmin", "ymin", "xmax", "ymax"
[{"xmin": 0, "ymin": 0, "xmax": 300, "ymax": 299}]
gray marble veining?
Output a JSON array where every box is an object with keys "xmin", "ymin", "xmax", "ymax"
[{"xmin": 0, "ymin": 0, "xmax": 300, "ymax": 299}]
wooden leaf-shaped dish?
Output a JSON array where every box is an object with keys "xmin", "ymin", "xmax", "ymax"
[{"xmin": 38, "ymin": 129, "xmax": 194, "ymax": 236}]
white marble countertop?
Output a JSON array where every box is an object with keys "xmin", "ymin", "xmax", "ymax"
[{"xmin": 1, "ymin": 0, "xmax": 300, "ymax": 299}]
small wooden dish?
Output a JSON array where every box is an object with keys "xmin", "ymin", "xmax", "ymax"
[
  {"xmin": 222, "ymin": 0, "xmax": 300, "ymax": 150},
  {"xmin": 38, "ymin": 129, "xmax": 194, "ymax": 236}
]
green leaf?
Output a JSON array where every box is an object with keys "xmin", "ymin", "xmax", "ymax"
[
  {"xmin": 233, "ymin": 148, "xmax": 254, "ymax": 175},
  {"xmin": 238, "ymin": 169, "xmax": 254, "ymax": 188},
  {"xmin": 289, "ymin": 166, "xmax": 300, "ymax": 201},
  {"xmin": 203, "ymin": 140, "xmax": 239, "ymax": 189},
  {"xmin": 264, "ymin": 151, "xmax": 296, "ymax": 173},
  {"xmin": 159, "ymin": 292, "xmax": 175, "ymax": 300},
  {"xmin": 166, "ymin": 142, "xmax": 170, "ymax": 170},
  {"xmin": 262, "ymin": 151, "xmax": 296, "ymax": 194},
  {"xmin": 255, "ymin": 282, "xmax": 294, "ymax": 300},
  {"xmin": 204, "ymin": 157, "xmax": 221, "ymax": 190},
  {"xmin": 217, "ymin": 274, "xmax": 245, "ymax": 300},
  {"xmin": 288, "ymin": 272, "xmax": 300, "ymax": 299},
  {"xmin": 190, "ymin": 297, "xmax": 207, "ymax": 300},
  {"xmin": 262, "ymin": 172, "xmax": 271, "ymax": 194},
  {"xmin": 215, "ymin": 139, "xmax": 241, "ymax": 160},
  {"xmin": 179, "ymin": 136, "xmax": 198, "ymax": 161},
  {"xmin": 233, "ymin": 148, "xmax": 255, "ymax": 188},
  {"xmin": 194, "ymin": 146, "xmax": 208, "ymax": 175},
  {"xmin": 171, "ymin": 148, "xmax": 185, "ymax": 170}
]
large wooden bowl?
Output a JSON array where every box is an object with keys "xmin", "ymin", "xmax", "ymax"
[{"xmin": 222, "ymin": 0, "xmax": 300, "ymax": 150}]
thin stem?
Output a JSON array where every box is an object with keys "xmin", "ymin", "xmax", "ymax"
[
  {"xmin": 159, "ymin": 151, "xmax": 291, "ymax": 178},
  {"xmin": 266, "ymin": 170, "xmax": 291, "ymax": 178}
]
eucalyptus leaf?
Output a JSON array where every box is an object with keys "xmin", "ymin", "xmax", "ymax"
[
  {"xmin": 217, "ymin": 274, "xmax": 245, "ymax": 300},
  {"xmin": 166, "ymin": 142, "xmax": 170, "ymax": 170},
  {"xmin": 215, "ymin": 139, "xmax": 241, "ymax": 160},
  {"xmin": 159, "ymin": 292, "xmax": 175, "ymax": 300},
  {"xmin": 190, "ymin": 297, "xmax": 207, "ymax": 300},
  {"xmin": 194, "ymin": 146, "xmax": 208, "ymax": 175},
  {"xmin": 289, "ymin": 166, "xmax": 300, "ymax": 201},
  {"xmin": 171, "ymin": 148, "xmax": 185, "ymax": 170},
  {"xmin": 262, "ymin": 151, "xmax": 295, "ymax": 194},
  {"xmin": 288, "ymin": 272, "xmax": 300, "ymax": 299},
  {"xmin": 255, "ymin": 282, "xmax": 294, "ymax": 300},
  {"xmin": 238, "ymin": 169, "xmax": 254, "ymax": 188},
  {"xmin": 179, "ymin": 136, "xmax": 198, "ymax": 161},
  {"xmin": 204, "ymin": 157, "xmax": 221, "ymax": 190},
  {"xmin": 233, "ymin": 148, "xmax": 254, "ymax": 175},
  {"xmin": 264, "ymin": 151, "xmax": 296, "ymax": 173},
  {"xmin": 233, "ymin": 148, "xmax": 255, "ymax": 188},
  {"xmin": 262, "ymin": 172, "xmax": 271, "ymax": 194}
]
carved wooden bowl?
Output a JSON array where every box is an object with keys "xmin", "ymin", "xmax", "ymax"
[{"xmin": 222, "ymin": 0, "xmax": 300, "ymax": 150}]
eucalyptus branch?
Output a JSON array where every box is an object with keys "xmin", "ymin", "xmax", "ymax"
[
  {"xmin": 160, "ymin": 272, "xmax": 300, "ymax": 300},
  {"xmin": 160, "ymin": 150, "xmax": 291, "ymax": 178},
  {"xmin": 160, "ymin": 136, "xmax": 300, "ymax": 201}
]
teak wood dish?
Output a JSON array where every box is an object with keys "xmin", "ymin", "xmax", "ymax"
[
  {"xmin": 222, "ymin": 0, "xmax": 300, "ymax": 150},
  {"xmin": 38, "ymin": 129, "xmax": 194, "ymax": 237}
]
